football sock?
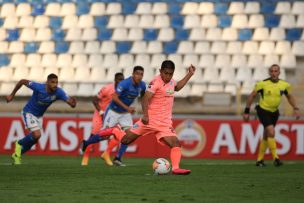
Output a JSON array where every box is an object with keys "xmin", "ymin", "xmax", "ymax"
[
  {"xmin": 170, "ymin": 147, "xmax": 181, "ymax": 170},
  {"xmin": 267, "ymin": 137, "xmax": 279, "ymax": 160},
  {"xmin": 18, "ymin": 133, "xmax": 37, "ymax": 154},
  {"xmin": 84, "ymin": 134, "xmax": 104, "ymax": 146},
  {"xmin": 106, "ymin": 138, "xmax": 119, "ymax": 154},
  {"xmin": 257, "ymin": 139, "xmax": 268, "ymax": 161},
  {"xmin": 116, "ymin": 144, "xmax": 128, "ymax": 160}
]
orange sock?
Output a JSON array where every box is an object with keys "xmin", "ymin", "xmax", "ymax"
[
  {"xmin": 106, "ymin": 139, "xmax": 119, "ymax": 154},
  {"xmin": 170, "ymin": 147, "xmax": 181, "ymax": 170}
]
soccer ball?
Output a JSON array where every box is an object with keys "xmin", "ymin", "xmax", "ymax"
[{"xmin": 152, "ymin": 158, "xmax": 171, "ymax": 175}]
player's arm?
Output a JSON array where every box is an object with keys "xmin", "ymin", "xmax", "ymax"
[
  {"xmin": 285, "ymin": 93, "xmax": 301, "ymax": 119},
  {"xmin": 175, "ymin": 64, "xmax": 196, "ymax": 91},
  {"xmin": 66, "ymin": 97, "xmax": 77, "ymax": 108},
  {"xmin": 243, "ymin": 90, "xmax": 258, "ymax": 122},
  {"xmin": 141, "ymin": 91, "xmax": 153, "ymax": 125},
  {"xmin": 92, "ymin": 95, "xmax": 103, "ymax": 114},
  {"xmin": 6, "ymin": 79, "xmax": 30, "ymax": 103},
  {"xmin": 112, "ymin": 92, "xmax": 135, "ymax": 113}
]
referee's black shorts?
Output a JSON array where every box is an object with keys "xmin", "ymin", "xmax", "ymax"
[{"xmin": 255, "ymin": 105, "xmax": 279, "ymax": 128}]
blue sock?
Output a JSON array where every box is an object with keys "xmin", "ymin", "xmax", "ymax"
[
  {"xmin": 116, "ymin": 144, "xmax": 128, "ymax": 160},
  {"xmin": 18, "ymin": 133, "xmax": 37, "ymax": 154},
  {"xmin": 84, "ymin": 134, "xmax": 105, "ymax": 147}
]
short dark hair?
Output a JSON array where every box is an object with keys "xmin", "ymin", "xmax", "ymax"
[
  {"xmin": 133, "ymin": 66, "xmax": 144, "ymax": 73},
  {"xmin": 270, "ymin": 64, "xmax": 280, "ymax": 70},
  {"xmin": 115, "ymin": 72, "xmax": 124, "ymax": 79},
  {"xmin": 161, "ymin": 60, "xmax": 175, "ymax": 71},
  {"xmin": 47, "ymin": 73, "xmax": 58, "ymax": 80}
]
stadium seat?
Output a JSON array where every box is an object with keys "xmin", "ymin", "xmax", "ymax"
[
  {"xmin": 12, "ymin": 67, "xmax": 29, "ymax": 81},
  {"xmin": 49, "ymin": 17, "xmax": 62, "ymax": 29},
  {"xmin": 279, "ymin": 15, "xmax": 296, "ymax": 28},
  {"xmin": 105, "ymin": 3, "xmax": 122, "ymax": 15},
  {"xmin": 184, "ymin": 15, "xmax": 201, "ymax": 29},
  {"xmin": 100, "ymin": 41, "xmax": 115, "ymax": 54},
  {"xmin": 0, "ymin": 29, "xmax": 6, "ymax": 41},
  {"xmin": 215, "ymin": 54, "xmax": 231, "ymax": 68},
  {"xmin": 88, "ymin": 54, "xmax": 103, "ymax": 68},
  {"xmin": 191, "ymin": 84, "xmax": 208, "ymax": 96},
  {"xmin": 181, "ymin": 2, "xmax": 198, "ymax": 15},
  {"xmin": 228, "ymin": 2, "xmax": 244, "ymax": 14},
  {"xmin": 242, "ymin": 41, "xmax": 259, "ymax": 54},
  {"xmin": 84, "ymin": 41, "xmax": 99, "ymax": 54},
  {"xmin": 236, "ymin": 67, "xmax": 252, "ymax": 82},
  {"xmin": 261, "ymin": 2, "xmax": 276, "ymax": 13},
  {"xmin": 130, "ymin": 41, "xmax": 147, "ymax": 54},
  {"xmin": 211, "ymin": 41, "xmax": 226, "ymax": 54},
  {"xmin": 0, "ymin": 42, "xmax": 9, "ymax": 54},
  {"xmin": 124, "ymin": 15, "xmax": 139, "ymax": 28},
  {"xmin": 19, "ymin": 28, "xmax": 35, "ymax": 42},
  {"xmin": 269, "ymin": 28, "xmax": 285, "ymax": 40},
  {"xmin": 24, "ymin": 42, "xmax": 38, "ymax": 53},
  {"xmin": 55, "ymin": 41, "xmax": 69, "ymax": 54},
  {"xmin": 252, "ymin": 27, "xmax": 269, "ymax": 40},
  {"xmin": 16, "ymin": 3, "xmax": 31, "ymax": 16},
  {"xmin": 154, "ymin": 15, "xmax": 170, "ymax": 28},
  {"xmin": 90, "ymin": 68, "xmax": 106, "ymax": 82},
  {"xmin": 175, "ymin": 85, "xmax": 191, "ymax": 97},
  {"xmin": 127, "ymin": 28, "xmax": 143, "ymax": 41},
  {"xmin": 158, "ymin": 28, "xmax": 174, "ymax": 41},
  {"xmin": 95, "ymin": 16, "xmax": 109, "ymax": 29},
  {"xmin": 296, "ymin": 15, "xmax": 304, "ymax": 27},
  {"xmin": 112, "ymin": 28, "xmax": 128, "ymax": 41},
  {"xmin": 33, "ymin": 16, "xmax": 49, "ymax": 28},
  {"xmin": 81, "ymin": 28, "xmax": 97, "ymax": 41},
  {"xmin": 147, "ymin": 41, "xmax": 162, "ymax": 54},
  {"xmin": 78, "ymin": 15, "xmax": 93, "ymax": 28},
  {"xmin": 68, "ymin": 41, "xmax": 84, "ymax": 54},
  {"xmin": 199, "ymin": 54, "xmax": 215, "ymax": 68},
  {"xmin": 222, "ymin": 28, "xmax": 238, "ymax": 41},
  {"xmin": 197, "ymin": 2, "xmax": 214, "ymax": 14},
  {"xmin": 218, "ymin": 15, "xmax": 232, "ymax": 28},
  {"xmin": 189, "ymin": 28, "xmax": 205, "ymax": 41},
  {"xmin": 117, "ymin": 42, "xmax": 132, "ymax": 54},
  {"xmin": 259, "ymin": 41, "xmax": 275, "ymax": 54},
  {"xmin": 150, "ymin": 54, "xmax": 166, "ymax": 69},
  {"xmin": 62, "ymin": 15, "xmax": 78, "ymax": 29},
  {"xmin": 77, "ymin": 84, "xmax": 94, "ymax": 97},
  {"xmin": 231, "ymin": 54, "xmax": 247, "ymax": 68},
  {"xmin": 226, "ymin": 41, "xmax": 242, "ymax": 54},
  {"xmin": 60, "ymin": 3, "xmax": 76, "ymax": 16},
  {"xmin": 139, "ymin": 15, "xmax": 154, "ymax": 28},
  {"xmin": 201, "ymin": 15, "xmax": 217, "ymax": 28},
  {"xmin": 10, "ymin": 53, "xmax": 25, "ymax": 67},
  {"xmin": 0, "ymin": 3, "xmax": 16, "ymax": 17},
  {"xmin": 144, "ymin": 29, "xmax": 158, "ymax": 41},
  {"xmin": 43, "ymin": 67, "xmax": 59, "ymax": 79},
  {"xmin": 275, "ymin": 41, "xmax": 291, "ymax": 54},
  {"xmin": 292, "ymin": 2, "xmax": 304, "ymax": 14},
  {"xmin": 163, "ymin": 41, "xmax": 177, "ymax": 54},
  {"xmin": 36, "ymin": 28, "xmax": 51, "ymax": 41},
  {"xmin": 0, "ymin": 67, "xmax": 13, "ymax": 82},
  {"xmin": 122, "ymin": 3, "xmax": 137, "ymax": 15},
  {"xmin": 57, "ymin": 54, "xmax": 72, "ymax": 67},
  {"xmin": 108, "ymin": 15, "xmax": 124, "ymax": 28},
  {"xmin": 18, "ymin": 16, "xmax": 33, "ymax": 28},
  {"xmin": 275, "ymin": 2, "xmax": 291, "ymax": 14},
  {"xmin": 231, "ymin": 14, "xmax": 248, "ymax": 28},
  {"xmin": 3, "ymin": 16, "xmax": 18, "ymax": 29},
  {"xmin": 206, "ymin": 28, "xmax": 222, "ymax": 41},
  {"xmin": 134, "ymin": 54, "xmax": 150, "ymax": 69},
  {"xmin": 225, "ymin": 84, "xmax": 238, "ymax": 96},
  {"xmin": 59, "ymin": 68, "xmax": 75, "ymax": 82},
  {"xmin": 183, "ymin": 54, "xmax": 199, "ymax": 68},
  {"xmin": 62, "ymin": 83, "xmax": 78, "ymax": 96},
  {"xmin": 143, "ymin": 67, "xmax": 155, "ymax": 82},
  {"xmin": 45, "ymin": 3, "xmax": 61, "ymax": 16},
  {"xmin": 244, "ymin": 2, "xmax": 260, "ymax": 14},
  {"xmin": 219, "ymin": 68, "xmax": 236, "ymax": 83},
  {"xmin": 168, "ymin": 3, "xmax": 181, "ymax": 14},
  {"xmin": 72, "ymin": 54, "xmax": 87, "ymax": 67},
  {"xmin": 253, "ymin": 67, "xmax": 268, "ymax": 81},
  {"xmin": 281, "ymin": 54, "xmax": 296, "ymax": 69},
  {"xmin": 32, "ymin": 4, "xmax": 45, "ymax": 16},
  {"xmin": 171, "ymin": 15, "xmax": 184, "ymax": 29},
  {"xmin": 103, "ymin": 54, "xmax": 118, "ymax": 69},
  {"xmin": 214, "ymin": 3, "xmax": 228, "ymax": 14},
  {"xmin": 107, "ymin": 66, "xmax": 121, "ymax": 81},
  {"xmin": 152, "ymin": 2, "xmax": 167, "ymax": 14},
  {"xmin": 248, "ymin": 14, "xmax": 264, "ymax": 28},
  {"xmin": 292, "ymin": 41, "xmax": 304, "ymax": 56},
  {"xmin": 26, "ymin": 54, "xmax": 41, "ymax": 67},
  {"xmin": 97, "ymin": 29, "xmax": 112, "ymax": 41},
  {"xmin": 6, "ymin": 29, "xmax": 19, "ymax": 41},
  {"xmin": 0, "ymin": 54, "xmax": 10, "ymax": 66},
  {"xmin": 207, "ymin": 83, "xmax": 224, "ymax": 93},
  {"xmin": 175, "ymin": 29, "xmax": 189, "ymax": 41},
  {"xmin": 65, "ymin": 28, "xmax": 82, "ymax": 41},
  {"xmin": 204, "ymin": 67, "xmax": 219, "ymax": 82},
  {"xmin": 241, "ymin": 80, "xmax": 255, "ymax": 95},
  {"xmin": 264, "ymin": 15, "xmax": 280, "ymax": 28},
  {"xmin": 173, "ymin": 68, "xmax": 186, "ymax": 81},
  {"xmin": 135, "ymin": 2, "xmax": 152, "ymax": 14},
  {"xmin": 74, "ymin": 68, "xmax": 91, "ymax": 82},
  {"xmin": 76, "ymin": 1, "xmax": 90, "ymax": 15},
  {"xmin": 286, "ymin": 28, "xmax": 302, "ymax": 41},
  {"xmin": 264, "ymin": 54, "xmax": 279, "ymax": 67},
  {"xmin": 28, "ymin": 67, "xmax": 45, "ymax": 82},
  {"xmin": 90, "ymin": 3, "xmax": 106, "ymax": 16},
  {"xmin": 118, "ymin": 54, "xmax": 134, "ymax": 69},
  {"xmin": 248, "ymin": 54, "xmax": 264, "ymax": 68},
  {"xmin": 8, "ymin": 41, "xmax": 24, "ymax": 53},
  {"xmin": 41, "ymin": 53, "xmax": 57, "ymax": 67},
  {"xmin": 168, "ymin": 54, "xmax": 182, "ymax": 69},
  {"xmin": 0, "ymin": 82, "xmax": 17, "ymax": 96}
]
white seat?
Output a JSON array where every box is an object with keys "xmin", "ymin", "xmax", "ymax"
[
  {"xmin": 199, "ymin": 55, "xmax": 215, "ymax": 68},
  {"xmin": 264, "ymin": 54, "xmax": 279, "ymax": 67},
  {"xmin": 158, "ymin": 28, "xmax": 174, "ymax": 41},
  {"xmin": 211, "ymin": 42, "xmax": 226, "ymax": 54},
  {"xmin": 215, "ymin": 54, "xmax": 231, "ymax": 68},
  {"xmin": 26, "ymin": 54, "xmax": 41, "ymax": 67},
  {"xmin": 93, "ymin": 84, "xmax": 105, "ymax": 95},
  {"xmin": 292, "ymin": 2, "xmax": 304, "ymax": 14},
  {"xmin": 168, "ymin": 54, "xmax": 183, "ymax": 69},
  {"xmin": 135, "ymin": 2, "xmax": 152, "ymax": 14},
  {"xmin": 183, "ymin": 55, "xmax": 199, "ymax": 68},
  {"xmin": 221, "ymin": 28, "xmax": 238, "ymax": 41},
  {"xmin": 38, "ymin": 41, "xmax": 55, "ymax": 54},
  {"xmin": 247, "ymin": 55, "xmax": 264, "ymax": 68},
  {"xmin": 72, "ymin": 54, "xmax": 88, "ymax": 67},
  {"xmin": 10, "ymin": 54, "xmax": 26, "ymax": 67},
  {"xmin": 252, "ymin": 28, "xmax": 269, "ymax": 40},
  {"xmin": 3, "ymin": 16, "xmax": 18, "ymax": 29},
  {"xmin": 204, "ymin": 67, "xmax": 219, "ymax": 82},
  {"xmin": 28, "ymin": 67, "xmax": 44, "ymax": 82},
  {"xmin": 112, "ymin": 28, "xmax": 128, "ymax": 41},
  {"xmin": 152, "ymin": 2, "xmax": 167, "ymax": 14},
  {"xmin": 274, "ymin": 41, "xmax": 291, "ymax": 54},
  {"xmin": 231, "ymin": 55, "xmax": 247, "ymax": 68},
  {"xmin": 184, "ymin": 15, "xmax": 201, "ymax": 28},
  {"xmin": 19, "ymin": 28, "xmax": 35, "ymax": 42},
  {"xmin": 292, "ymin": 41, "xmax": 304, "ymax": 56},
  {"xmin": 130, "ymin": 41, "xmax": 147, "ymax": 54},
  {"xmin": 197, "ymin": 2, "xmax": 214, "ymax": 14},
  {"xmin": 189, "ymin": 28, "xmax": 205, "ymax": 41},
  {"xmin": 45, "ymin": 3, "xmax": 61, "ymax": 16},
  {"xmin": 16, "ymin": 3, "xmax": 31, "ymax": 16},
  {"xmin": 74, "ymin": 68, "xmax": 91, "ymax": 82},
  {"xmin": 281, "ymin": 54, "xmax": 296, "ymax": 69},
  {"xmin": 244, "ymin": 2, "xmax": 260, "ymax": 14},
  {"xmin": 147, "ymin": 41, "xmax": 162, "ymax": 54},
  {"xmin": 173, "ymin": 68, "xmax": 187, "ymax": 81},
  {"xmin": 128, "ymin": 28, "xmax": 143, "ymax": 41},
  {"xmin": 78, "ymin": 15, "xmax": 94, "ymax": 29},
  {"xmin": 62, "ymin": 83, "xmax": 78, "ymax": 96},
  {"xmin": 182, "ymin": 2, "xmax": 199, "ymax": 14},
  {"xmin": 0, "ymin": 82, "xmax": 18, "ymax": 95},
  {"xmin": 57, "ymin": 54, "xmax": 72, "ymax": 68},
  {"xmin": 191, "ymin": 84, "xmax": 208, "ymax": 96},
  {"xmin": 248, "ymin": 14, "xmax": 264, "ymax": 28},
  {"xmin": 105, "ymin": 3, "xmax": 122, "ymax": 15},
  {"xmin": 88, "ymin": 54, "xmax": 103, "ymax": 68},
  {"xmin": 296, "ymin": 15, "xmax": 304, "ymax": 27},
  {"xmin": 41, "ymin": 54, "xmax": 57, "ymax": 67},
  {"xmin": 231, "ymin": 14, "xmax": 248, "ymax": 28},
  {"xmin": 103, "ymin": 54, "xmax": 118, "ymax": 68},
  {"xmin": 84, "ymin": 41, "xmax": 100, "ymax": 54},
  {"xmin": 175, "ymin": 85, "xmax": 191, "ymax": 97},
  {"xmin": 0, "ymin": 29, "xmax": 7, "ymax": 41},
  {"xmin": 134, "ymin": 54, "xmax": 150, "ymax": 69},
  {"xmin": 226, "ymin": 41, "xmax": 242, "ymax": 54},
  {"xmin": 259, "ymin": 42, "xmax": 275, "ymax": 54},
  {"xmin": 124, "ymin": 15, "xmax": 140, "ymax": 28},
  {"xmin": 77, "ymin": 84, "xmax": 94, "ymax": 97},
  {"xmin": 12, "ymin": 67, "xmax": 29, "ymax": 81},
  {"xmin": 107, "ymin": 15, "xmax": 124, "ymax": 28},
  {"xmin": 225, "ymin": 84, "xmax": 238, "ymax": 96},
  {"xmin": 138, "ymin": 15, "xmax": 154, "ymax": 28},
  {"xmin": 279, "ymin": 15, "xmax": 296, "ymax": 28},
  {"xmin": 154, "ymin": 15, "xmax": 170, "ymax": 28},
  {"xmin": 90, "ymin": 3, "xmax": 106, "ymax": 16},
  {"xmin": 82, "ymin": 28, "xmax": 97, "ymax": 41},
  {"xmin": 65, "ymin": 28, "xmax": 82, "ymax": 41},
  {"xmin": 90, "ymin": 68, "xmax": 106, "ymax": 82},
  {"xmin": 0, "ymin": 67, "xmax": 14, "ymax": 82},
  {"xmin": 59, "ymin": 68, "xmax": 75, "ymax": 82},
  {"xmin": 35, "ymin": 28, "xmax": 51, "ymax": 41},
  {"xmin": 227, "ymin": 2, "xmax": 244, "ymax": 14},
  {"xmin": 118, "ymin": 54, "xmax": 134, "ymax": 69},
  {"xmin": 275, "ymin": 2, "xmax": 291, "ymax": 14},
  {"xmin": 43, "ymin": 67, "xmax": 59, "ymax": 79},
  {"xmin": 60, "ymin": 3, "xmax": 76, "ymax": 16},
  {"xmin": 0, "ymin": 42, "xmax": 9, "ymax": 53},
  {"xmin": 241, "ymin": 79, "xmax": 255, "ymax": 95},
  {"xmin": 62, "ymin": 15, "xmax": 78, "ymax": 29},
  {"xmin": 243, "ymin": 41, "xmax": 259, "ymax": 54},
  {"xmin": 107, "ymin": 67, "xmax": 122, "ymax": 81},
  {"xmin": 8, "ymin": 41, "xmax": 24, "ymax": 53},
  {"xmin": 177, "ymin": 41, "xmax": 194, "ymax": 54},
  {"xmin": 206, "ymin": 28, "xmax": 222, "ymax": 41},
  {"xmin": 269, "ymin": 28, "xmax": 285, "ymax": 40},
  {"xmin": 219, "ymin": 68, "xmax": 236, "ymax": 83},
  {"xmin": 150, "ymin": 54, "xmax": 166, "ymax": 69},
  {"xmin": 201, "ymin": 15, "xmax": 217, "ymax": 28},
  {"xmin": 0, "ymin": 3, "xmax": 15, "ymax": 17},
  {"xmin": 236, "ymin": 67, "xmax": 252, "ymax": 82},
  {"xmin": 142, "ymin": 67, "xmax": 155, "ymax": 83},
  {"xmin": 33, "ymin": 16, "xmax": 49, "ymax": 28},
  {"xmin": 253, "ymin": 68, "xmax": 268, "ymax": 81},
  {"xmin": 18, "ymin": 16, "xmax": 33, "ymax": 28},
  {"xmin": 100, "ymin": 41, "xmax": 116, "ymax": 54},
  {"xmin": 207, "ymin": 83, "xmax": 224, "ymax": 93},
  {"xmin": 68, "ymin": 41, "xmax": 84, "ymax": 54},
  {"xmin": 279, "ymin": 68, "xmax": 286, "ymax": 80},
  {"xmin": 194, "ymin": 41, "xmax": 210, "ymax": 54}
]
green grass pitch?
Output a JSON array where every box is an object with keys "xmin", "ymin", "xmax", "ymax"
[{"xmin": 0, "ymin": 155, "xmax": 304, "ymax": 203}]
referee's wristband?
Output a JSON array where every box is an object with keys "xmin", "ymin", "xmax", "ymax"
[
  {"xmin": 294, "ymin": 107, "xmax": 300, "ymax": 110},
  {"xmin": 244, "ymin": 107, "xmax": 250, "ymax": 114},
  {"xmin": 99, "ymin": 110, "xmax": 104, "ymax": 115}
]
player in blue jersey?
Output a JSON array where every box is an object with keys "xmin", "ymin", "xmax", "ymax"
[
  {"xmin": 81, "ymin": 66, "xmax": 146, "ymax": 166},
  {"xmin": 6, "ymin": 74, "xmax": 76, "ymax": 165}
]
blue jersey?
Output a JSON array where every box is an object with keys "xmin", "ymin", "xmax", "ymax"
[
  {"xmin": 108, "ymin": 77, "xmax": 146, "ymax": 113},
  {"xmin": 23, "ymin": 82, "xmax": 69, "ymax": 117}
]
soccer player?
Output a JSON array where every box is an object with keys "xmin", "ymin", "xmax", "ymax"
[
  {"xmin": 6, "ymin": 74, "xmax": 76, "ymax": 165},
  {"xmin": 81, "ymin": 66, "xmax": 146, "ymax": 166},
  {"xmin": 81, "ymin": 72, "xmax": 124, "ymax": 166},
  {"xmin": 243, "ymin": 64, "xmax": 301, "ymax": 167},
  {"xmin": 95, "ymin": 60, "xmax": 195, "ymax": 175}
]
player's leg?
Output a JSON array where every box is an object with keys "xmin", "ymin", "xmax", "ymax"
[
  {"xmin": 101, "ymin": 138, "xmax": 118, "ymax": 166},
  {"xmin": 256, "ymin": 130, "xmax": 268, "ymax": 167}
]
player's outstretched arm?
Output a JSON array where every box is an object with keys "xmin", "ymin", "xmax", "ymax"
[
  {"xmin": 92, "ymin": 96, "xmax": 103, "ymax": 114},
  {"xmin": 112, "ymin": 92, "xmax": 135, "ymax": 114},
  {"xmin": 286, "ymin": 93, "xmax": 301, "ymax": 120},
  {"xmin": 175, "ymin": 64, "xmax": 196, "ymax": 91},
  {"xmin": 6, "ymin": 79, "xmax": 30, "ymax": 103},
  {"xmin": 66, "ymin": 97, "xmax": 77, "ymax": 108},
  {"xmin": 243, "ymin": 90, "xmax": 258, "ymax": 122},
  {"xmin": 141, "ymin": 91, "xmax": 153, "ymax": 125}
]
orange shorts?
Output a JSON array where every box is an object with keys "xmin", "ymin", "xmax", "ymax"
[
  {"xmin": 91, "ymin": 111, "xmax": 103, "ymax": 134},
  {"xmin": 130, "ymin": 119, "xmax": 177, "ymax": 144}
]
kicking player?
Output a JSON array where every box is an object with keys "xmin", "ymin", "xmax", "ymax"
[
  {"xmin": 6, "ymin": 74, "xmax": 76, "ymax": 165},
  {"xmin": 81, "ymin": 72, "xmax": 124, "ymax": 166},
  {"xmin": 95, "ymin": 60, "xmax": 195, "ymax": 175},
  {"xmin": 81, "ymin": 66, "xmax": 146, "ymax": 166},
  {"xmin": 243, "ymin": 64, "xmax": 301, "ymax": 167}
]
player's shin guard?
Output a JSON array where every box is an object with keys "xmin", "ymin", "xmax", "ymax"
[
  {"xmin": 81, "ymin": 145, "xmax": 93, "ymax": 166},
  {"xmin": 267, "ymin": 137, "xmax": 279, "ymax": 160},
  {"xmin": 19, "ymin": 133, "xmax": 37, "ymax": 154},
  {"xmin": 170, "ymin": 147, "xmax": 181, "ymax": 170},
  {"xmin": 257, "ymin": 139, "xmax": 268, "ymax": 161}
]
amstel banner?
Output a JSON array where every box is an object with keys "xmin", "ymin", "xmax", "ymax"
[{"xmin": 0, "ymin": 116, "xmax": 303, "ymax": 160}]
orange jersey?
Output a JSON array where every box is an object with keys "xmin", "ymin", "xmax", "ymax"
[
  {"xmin": 97, "ymin": 83, "xmax": 115, "ymax": 111},
  {"xmin": 147, "ymin": 75, "xmax": 176, "ymax": 126}
]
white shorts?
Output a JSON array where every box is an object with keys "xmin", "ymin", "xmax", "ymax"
[
  {"xmin": 103, "ymin": 109, "xmax": 132, "ymax": 129},
  {"xmin": 22, "ymin": 111, "xmax": 43, "ymax": 132}
]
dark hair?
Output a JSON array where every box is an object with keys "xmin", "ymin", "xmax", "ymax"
[
  {"xmin": 133, "ymin": 66, "xmax": 144, "ymax": 73},
  {"xmin": 161, "ymin": 60, "xmax": 175, "ymax": 71},
  {"xmin": 47, "ymin": 73, "xmax": 58, "ymax": 80},
  {"xmin": 115, "ymin": 72, "xmax": 124, "ymax": 79},
  {"xmin": 270, "ymin": 64, "xmax": 280, "ymax": 70}
]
